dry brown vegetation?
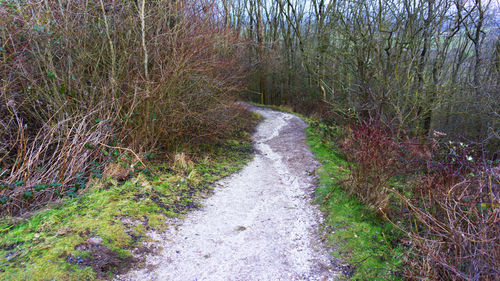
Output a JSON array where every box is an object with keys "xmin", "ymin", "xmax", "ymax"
[
  {"xmin": 339, "ymin": 121, "xmax": 499, "ymax": 280},
  {"xmin": 1, "ymin": 0, "xmax": 247, "ymax": 216}
]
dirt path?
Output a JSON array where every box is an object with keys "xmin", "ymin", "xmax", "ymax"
[{"xmin": 116, "ymin": 105, "xmax": 339, "ymax": 280}]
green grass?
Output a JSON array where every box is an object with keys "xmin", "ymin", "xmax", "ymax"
[
  {"xmin": 0, "ymin": 114, "xmax": 260, "ymax": 281},
  {"xmin": 306, "ymin": 123, "xmax": 404, "ymax": 280}
]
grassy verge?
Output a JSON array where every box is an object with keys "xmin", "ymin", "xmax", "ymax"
[
  {"xmin": 0, "ymin": 113, "xmax": 261, "ymax": 281},
  {"xmin": 306, "ymin": 122, "xmax": 404, "ymax": 280}
]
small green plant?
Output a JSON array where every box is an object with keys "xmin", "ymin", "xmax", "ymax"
[
  {"xmin": 85, "ymin": 143, "xmax": 95, "ymax": 150},
  {"xmin": 23, "ymin": 190, "xmax": 33, "ymax": 200},
  {"xmin": 144, "ymin": 153, "xmax": 155, "ymax": 160},
  {"xmin": 50, "ymin": 182, "xmax": 62, "ymax": 188},
  {"xmin": 65, "ymin": 187, "xmax": 78, "ymax": 198},
  {"xmin": 74, "ymin": 173, "xmax": 86, "ymax": 190},
  {"xmin": 34, "ymin": 184, "xmax": 47, "ymax": 191},
  {"xmin": 90, "ymin": 162, "xmax": 102, "ymax": 179},
  {"xmin": 14, "ymin": 180, "xmax": 25, "ymax": 186}
]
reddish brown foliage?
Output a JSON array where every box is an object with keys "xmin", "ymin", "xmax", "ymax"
[{"xmin": 339, "ymin": 121, "xmax": 423, "ymax": 212}]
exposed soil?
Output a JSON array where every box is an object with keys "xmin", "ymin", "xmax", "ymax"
[
  {"xmin": 115, "ymin": 104, "xmax": 340, "ymax": 280},
  {"xmin": 73, "ymin": 242, "xmax": 135, "ymax": 279}
]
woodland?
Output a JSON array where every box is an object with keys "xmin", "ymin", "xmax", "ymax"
[{"xmin": 1, "ymin": 0, "xmax": 499, "ymax": 280}]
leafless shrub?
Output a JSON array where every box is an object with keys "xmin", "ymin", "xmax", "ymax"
[
  {"xmin": 340, "ymin": 122, "xmax": 499, "ymax": 280},
  {"xmin": 0, "ymin": 0, "xmax": 247, "ymax": 215},
  {"xmin": 339, "ymin": 120, "xmax": 423, "ymax": 213},
  {"xmin": 396, "ymin": 144, "xmax": 500, "ymax": 280}
]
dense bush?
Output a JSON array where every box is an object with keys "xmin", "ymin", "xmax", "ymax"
[
  {"xmin": 0, "ymin": 0, "xmax": 246, "ymax": 216},
  {"xmin": 339, "ymin": 121, "xmax": 426, "ymax": 213},
  {"xmin": 339, "ymin": 122, "xmax": 400, "ymax": 212},
  {"xmin": 339, "ymin": 121, "xmax": 499, "ymax": 280},
  {"xmin": 401, "ymin": 143, "xmax": 499, "ymax": 280}
]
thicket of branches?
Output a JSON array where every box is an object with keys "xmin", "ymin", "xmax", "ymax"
[
  {"xmin": 0, "ymin": 0, "xmax": 247, "ymax": 216},
  {"xmin": 338, "ymin": 122, "xmax": 499, "ymax": 280},
  {"xmin": 225, "ymin": 0, "xmax": 499, "ymax": 145}
]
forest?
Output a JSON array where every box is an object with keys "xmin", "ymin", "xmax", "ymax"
[{"xmin": 1, "ymin": 0, "xmax": 499, "ymax": 280}]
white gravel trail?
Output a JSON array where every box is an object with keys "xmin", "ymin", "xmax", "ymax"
[{"xmin": 116, "ymin": 105, "xmax": 339, "ymax": 281}]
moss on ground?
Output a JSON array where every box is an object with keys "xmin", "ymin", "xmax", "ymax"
[
  {"xmin": 0, "ymin": 113, "xmax": 261, "ymax": 281},
  {"xmin": 306, "ymin": 121, "xmax": 404, "ymax": 280}
]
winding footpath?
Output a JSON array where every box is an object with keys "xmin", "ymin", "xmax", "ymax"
[{"xmin": 117, "ymin": 105, "xmax": 339, "ymax": 280}]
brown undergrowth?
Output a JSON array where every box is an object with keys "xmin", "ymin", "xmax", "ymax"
[
  {"xmin": 1, "ymin": 0, "xmax": 248, "ymax": 216},
  {"xmin": 338, "ymin": 120, "xmax": 499, "ymax": 280}
]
